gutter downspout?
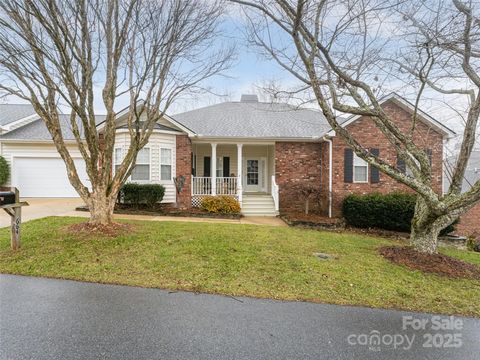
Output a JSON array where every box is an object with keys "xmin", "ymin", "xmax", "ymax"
[{"xmin": 323, "ymin": 137, "xmax": 333, "ymax": 218}]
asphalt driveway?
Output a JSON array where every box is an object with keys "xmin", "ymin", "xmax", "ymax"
[
  {"xmin": 0, "ymin": 198, "xmax": 84, "ymax": 228},
  {"xmin": 0, "ymin": 274, "xmax": 479, "ymax": 360}
]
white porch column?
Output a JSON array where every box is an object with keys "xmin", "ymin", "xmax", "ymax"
[
  {"xmin": 237, "ymin": 143, "xmax": 243, "ymax": 206},
  {"xmin": 211, "ymin": 143, "xmax": 217, "ymax": 195}
]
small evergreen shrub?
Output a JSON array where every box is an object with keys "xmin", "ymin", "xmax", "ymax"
[
  {"xmin": 200, "ymin": 195, "xmax": 241, "ymax": 214},
  {"xmin": 342, "ymin": 192, "xmax": 457, "ymax": 234},
  {"xmin": 119, "ymin": 183, "xmax": 165, "ymax": 208},
  {"xmin": 0, "ymin": 156, "xmax": 9, "ymax": 186}
]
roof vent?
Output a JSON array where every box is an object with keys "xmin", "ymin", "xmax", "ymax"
[{"xmin": 240, "ymin": 94, "xmax": 259, "ymax": 103}]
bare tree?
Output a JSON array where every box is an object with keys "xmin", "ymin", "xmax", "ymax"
[
  {"xmin": 0, "ymin": 0, "xmax": 233, "ymax": 226},
  {"xmin": 234, "ymin": 0, "xmax": 480, "ymax": 254}
]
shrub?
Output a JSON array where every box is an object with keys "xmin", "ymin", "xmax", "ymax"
[
  {"xmin": 342, "ymin": 192, "xmax": 458, "ymax": 234},
  {"xmin": 0, "ymin": 156, "xmax": 9, "ymax": 186},
  {"xmin": 119, "ymin": 183, "xmax": 165, "ymax": 208},
  {"xmin": 200, "ymin": 195, "xmax": 241, "ymax": 214},
  {"xmin": 288, "ymin": 183, "xmax": 318, "ymax": 214}
]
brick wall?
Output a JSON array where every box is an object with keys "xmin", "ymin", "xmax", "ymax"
[
  {"xmin": 330, "ymin": 101, "xmax": 444, "ymax": 216},
  {"xmin": 457, "ymin": 203, "xmax": 480, "ymax": 237},
  {"xmin": 176, "ymin": 134, "xmax": 192, "ymax": 208},
  {"xmin": 275, "ymin": 142, "xmax": 323, "ymax": 213}
]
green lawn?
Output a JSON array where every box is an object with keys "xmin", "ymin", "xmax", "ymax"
[{"xmin": 0, "ymin": 216, "xmax": 479, "ymax": 317}]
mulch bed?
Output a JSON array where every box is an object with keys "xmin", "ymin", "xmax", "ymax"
[
  {"xmin": 114, "ymin": 204, "xmax": 241, "ymax": 219},
  {"xmin": 379, "ymin": 246, "xmax": 480, "ymax": 279},
  {"xmin": 76, "ymin": 204, "xmax": 241, "ymax": 219},
  {"xmin": 66, "ymin": 222, "xmax": 135, "ymax": 238},
  {"xmin": 281, "ymin": 213, "xmax": 342, "ymax": 229}
]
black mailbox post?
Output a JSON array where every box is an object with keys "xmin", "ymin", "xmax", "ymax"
[
  {"xmin": 0, "ymin": 191, "xmax": 16, "ymax": 206},
  {"xmin": 0, "ymin": 187, "xmax": 28, "ymax": 250}
]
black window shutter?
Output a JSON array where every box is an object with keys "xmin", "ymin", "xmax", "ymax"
[
  {"xmin": 203, "ymin": 156, "xmax": 211, "ymax": 177},
  {"xmin": 191, "ymin": 153, "xmax": 196, "ymax": 176},
  {"xmin": 370, "ymin": 148, "xmax": 380, "ymax": 183},
  {"xmin": 397, "ymin": 156, "xmax": 406, "ymax": 174},
  {"xmin": 344, "ymin": 148, "xmax": 353, "ymax": 183},
  {"xmin": 426, "ymin": 149, "xmax": 433, "ymax": 166},
  {"xmin": 223, "ymin": 157, "xmax": 230, "ymax": 177}
]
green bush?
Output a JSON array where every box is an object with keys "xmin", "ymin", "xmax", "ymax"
[
  {"xmin": 342, "ymin": 192, "xmax": 457, "ymax": 234},
  {"xmin": 0, "ymin": 156, "xmax": 9, "ymax": 186},
  {"xmin": 119, "ymin": 183, "xmax": 165, "ymax": 208},
  {"xmin": 200, "ymin": 195, "xmax": 241, "ymax": 214}
]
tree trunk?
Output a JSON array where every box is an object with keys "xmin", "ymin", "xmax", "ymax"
[
  {"xmin": 410, "ymin": 197, "xmax": 453, "ymax": 255},
  {"xmin": 410, "ymin": 221, "xmax": 441, "ymax": 255},
  {"xmin": 86, "ymin": 191, "xmax": 116, "ymax": 226}
]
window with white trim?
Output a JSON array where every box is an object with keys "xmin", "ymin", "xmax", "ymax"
[
  {"xmin": 131, "ymin": 147, "xmax": 150, "ymax": 181},
  {"xmin": 353, "ymin": 153, "xmax": 368, "ymax": 183},
  {"xmin": 160, "ymin": 148, "xmax": 172, "ymax": 181},
  {"xmin": 114, "ymin": 148, "xmax": 123, "ymax": 174}
]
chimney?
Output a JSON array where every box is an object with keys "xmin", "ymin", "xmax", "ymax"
[{"xmin": 240, "ymin": 94, "xmax": 259, "ymax": 103}]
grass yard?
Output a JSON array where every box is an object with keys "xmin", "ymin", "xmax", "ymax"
[{"xmin": 0, "ymin": 216, "xmax": 479, "ymax": 317}]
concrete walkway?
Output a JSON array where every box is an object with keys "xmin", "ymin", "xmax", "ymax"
[
  {"xmin": 63, "ymin": 209, "xmax": 287, "ymax": 226},
  {"xmin": 0, "ymin": 198, "xmax": 287, "ymax": 227},
  {"xmin": 1, "ymin": 274, "xmax": 478, "ymax": 360}
]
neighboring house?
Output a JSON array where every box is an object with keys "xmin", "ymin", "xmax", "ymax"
[
  {"xmin": 444, "ymin": 151, "xmax": 480, "ymax": 236},
  {"xmin": 0, "ymin": 94, "xmax": 455, "ymax": 217}
]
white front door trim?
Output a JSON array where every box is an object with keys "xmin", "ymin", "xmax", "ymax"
[{"xmin": 243, "ymin": 156, "xmax": 267, "ymax": 193}]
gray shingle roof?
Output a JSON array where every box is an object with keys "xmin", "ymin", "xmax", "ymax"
[
  {"xmin": 0, "ymin": 114, "xmax": 107, "ymax": 141},
  {"xmin": 172, "ymin": 101, "xmax": 331, "ymax": 138},
  {"xmin": 0, "ymin": 104, "xmax": 37, "ymax": 126},
  {"xmin": 116, "ymin": 122, "xmax": 181, "ymax": 132}
]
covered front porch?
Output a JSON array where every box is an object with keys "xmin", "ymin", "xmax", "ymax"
[{"xmin": 191, "ymin": 142, "xmax": 279, "ymax": 211}]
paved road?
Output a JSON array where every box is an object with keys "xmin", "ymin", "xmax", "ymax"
[{"xmin": 0, "ymin": 275, "xmax": 479, "ymax": 360}]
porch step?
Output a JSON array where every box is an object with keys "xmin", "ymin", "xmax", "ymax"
[{"xmin": 242, "ymin": 195, "xmax": 278, "ymax": 217}]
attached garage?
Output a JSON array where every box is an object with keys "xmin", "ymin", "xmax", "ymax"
[{"xmin": 12, "ymin": 157, "xmax": 89, "ymax": 197}]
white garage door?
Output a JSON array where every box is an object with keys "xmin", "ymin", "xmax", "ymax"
[{"xmin": 13, "ymin": 157, "xmax": 89, "ymax": 197}]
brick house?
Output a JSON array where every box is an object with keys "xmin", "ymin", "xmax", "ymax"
[
  {"xmin": 0, "ymin": 93, "xmax": 462, "ymax": 222},
  {"xmin": 112, "ymin": 93, "xmax": 452, "ymax": 217}
]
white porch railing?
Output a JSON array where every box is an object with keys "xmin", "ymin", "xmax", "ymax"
[
  {"xmin": 216, "ymin": 177, "xmax": 237, "ymax": 195},
  {"xmin": 192, "ymin": 177, "xmax": 212, "ymax": 195},
  {"xmin": 271, "ymin": 175, "xmax": 279, "ymax": 211},
  {"xmin": 192, "ymin": 176, "xmax": 237, "ymax": 196}
]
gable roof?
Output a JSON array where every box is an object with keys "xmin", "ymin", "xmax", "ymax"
[
  {"xmin": 0, "ymin": 103, "xmax": 37, "ymax": 126},
  {"xmin": 0, "ymin": 94, "xmax": 455, "ymax": 141},
  {"xmin": 172, "ymin": 101, "xmax": 331, "ymax": 139},
  {"xmin": 0, "ymin": 114, "xmax": 106, "ymax": 141},
  {"xmin": 116, "ymin": 122, "xmax": 182, "ymax": 133},
  {"xmin": 327, "ymin": 93, "xmax": 456, "ymax": 138}
]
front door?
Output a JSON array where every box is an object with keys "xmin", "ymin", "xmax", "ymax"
[{"xmin": 244, "ymin": 158, "xmax": 265, "ymax": 192}]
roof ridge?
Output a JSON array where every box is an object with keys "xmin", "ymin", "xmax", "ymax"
[{"xmin": 173, "ymin": 100, "xmax": 322, "ymax": 117}]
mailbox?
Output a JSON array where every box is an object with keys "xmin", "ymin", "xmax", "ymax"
[{"xmin": 0, "ymin": 191, "xmax": 16, "ymax": 206}]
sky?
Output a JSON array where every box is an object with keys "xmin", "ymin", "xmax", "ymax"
[{"xmin": 0, "ymin": 2, "xmax": 477, "ymax": 153}]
